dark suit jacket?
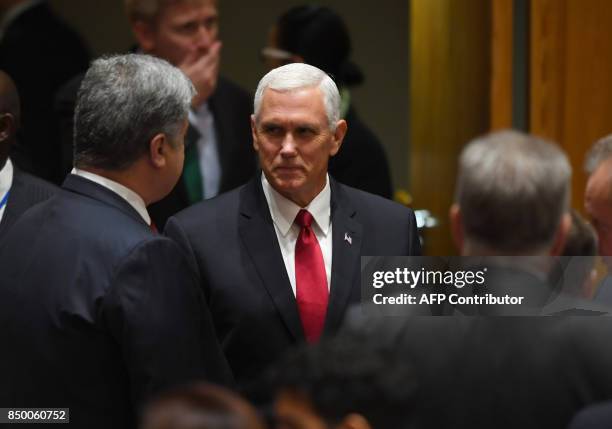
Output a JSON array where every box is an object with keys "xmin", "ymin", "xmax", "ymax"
[
  {"xmin": 164, "ymin": 176, "xmax": 421, "ymax": 393},
  {"xmin": 0, "ymin": 1, "xmax": 90, "ymax": 183},
  {"xmin": 56, "ymin": 75, "xmax": 256, "ymax": 228},
  {"xmin": 0, "ymin": 174, "xmax": 232, "ymax": 429},
  {"xmin": 569, "ymin": 401, "xmax": 612, "ymax": 429},
  {"xmin": 341, "ymin": 315, "xmax": 612, "ymax": 429},
  {"xmin": 328, "ymin": 106, "xmax": 393, "ymax": 199},
  {"xmin": 0, "ymin": 165, "xmax": 59, "ymax": 241}
]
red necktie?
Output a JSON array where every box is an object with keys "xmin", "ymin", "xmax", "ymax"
[
  {"xmin": 294, "ymin": 209, "xmax": 329, "ymax": 343},
  {"xmin": 150, "ymin": 220, "xmax": 158, "ymax": 234}
]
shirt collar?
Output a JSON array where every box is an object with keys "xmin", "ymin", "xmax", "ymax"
[
  {"xmin": 261, "ymin": 173, "xmax": 331, "ymax": 237},
  {"xmin": 71, "ymin": 168, "xmax": 151, "ymax": 225},
  {"xmin": 0, "ymin": 158, "xmax": 14, "ymax": 198},
  {"xmin": 0, "ymin": 0, "xmax": 41, "ymax": 40}
]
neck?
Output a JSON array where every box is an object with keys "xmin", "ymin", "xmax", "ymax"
[{"xmin": 78, "ymin": 166, "xmax": 152, "ymax": 205}]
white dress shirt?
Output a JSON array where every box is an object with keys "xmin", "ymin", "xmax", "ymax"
[
  {"xmin": 261, "ymin": 173, "xmax": 333, "ymax": 296},
  {"xmin": 71, "ymin": 168, "xmax": 151, "ymax": 225},
  {"xmin": 0, "ymin": 158, "xmax": 14, "ymax": 223},
  {"xmin": 189, "ymin": 103, "xmax": 221, "ymax": 199}
]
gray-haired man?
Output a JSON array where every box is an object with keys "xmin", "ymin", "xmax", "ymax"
[{"xmin": 0, "ymin": 54, "xmax": 232, "ymax": 429}]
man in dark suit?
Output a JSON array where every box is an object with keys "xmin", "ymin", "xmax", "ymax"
[
  {"xmin": 165, "ymin": 63, "xmax": 421, "ymax": 394},
  {"xmin": 0, "ymin": 70, "xmax": 58, "ymax": 241},
  {"xmin": 0, "ymin": 54, "xmax": 232, "ymax": 429},
  {"xmin": 0, "ymin": 0, "xmax": 90, "ymax": 183},
  {"xmin": 56, "ymin": 0, "xmax": 255, "ymax": 228}
]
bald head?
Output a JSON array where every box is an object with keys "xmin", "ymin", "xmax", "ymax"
[
  {"xmin": 0, "ymin": 71, "xmax": 20, "ymax": 122},
  {"xmin": 0, "ymin": 70, "xmax": 20, "ymax": 165}
]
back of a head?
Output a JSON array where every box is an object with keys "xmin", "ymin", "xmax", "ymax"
[
  {"xmin": 253, "ymin": 62, "xmax": 340, "ymax": 131},
  {"xmin": 455, "ymin": 130, "xmax": 571, "ymax": 254},
  {"xmin": 585, "ymin": 133, "xmax": 612, "ymax": 175},
  {"xmin": 272, "ymin": 335, "xmax": 417, "ymax": 429},
  {"xmin": 74, "ymin": 53, "xmax": 194, "ymax": 171},
  {"xmin": 275, "ymin": 5, "xmax": 363, "ymax": 87},
  {"xmin": 141, "ymin": 384, "xmax": 265, "ymax": 429}
]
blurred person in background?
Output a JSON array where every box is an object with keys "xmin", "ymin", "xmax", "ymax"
[
  {"xmin": 0, "ymin": 0, "xmax": 90, "ymax": 182},
  {"xmin": 260, "ymin": 5, "xmax": 393, "ymax": 199},
  {"xmin": 0, "ymin": 69, "xmax": 58, "ymax": 241},
  {"xmin": 142, "ymin": 384, "xmax": 264, "ymax": 429},
  {"xmin": 584, "ymin": 134, "xmax": 612, "ymax": 303},
  {"xmin": 56, "ymin": 0, "xmax": 256, "ymax": 229}
]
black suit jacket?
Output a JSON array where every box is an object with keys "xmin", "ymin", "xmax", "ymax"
[
  {"xmin": 0, "ymin": 174, "xmax": 232, "ymax": 429},
  {"xmin": 341, "ymin": 315, "xmax": 612, "ymax": 429},
  {"xmin": 0, "ymin": 165, "xmax": 58, "ymax": 241},
  {"xmin": 328, "ymin": 106, "xmax": 393, "ymax": 199},
  {"xmin": 0, "ymin": 1, "xmax": 90, "ymax": 182},
  {"xmin": 56, "ymin": 75, "xmax": 256, "ymax": 228},
  {"xmin": 164, "ymin": 176, "xmax": 421, "ymax": 392}
]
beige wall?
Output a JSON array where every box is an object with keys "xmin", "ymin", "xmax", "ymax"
[{"xmin": 49, "ymin": 0, "xmax": 411, "ymax": 192}]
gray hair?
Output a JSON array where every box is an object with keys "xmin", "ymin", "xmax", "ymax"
[
  {"xmin": 253, "ymin": 63, "xmax": 340, "ymax": 130},
  {"xmin": 74, "ymin": 54, "xmax": 195, "ymax": 170},
  {"xmin": 455, "ymin": 130, "xmax": 571, "ymax": 254},
  {"xmin": 585, "ymin": 133, "xmax": 612, "ymax": 174}
]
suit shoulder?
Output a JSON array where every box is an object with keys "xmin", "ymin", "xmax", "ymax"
[
  {"xmin": 215, "ymin": 76, "xmax": 251, "ymax": 101},
  {"xmin": 14, "ymin": 170, "xmax": 60, "ymax": 199},
  {"xmin": 170, "ymin": 185, "xmax": 243, "ymax": 228},
  {"xmin": 338, "ymin": 182, "xmax": 413, "ymax": 218}
]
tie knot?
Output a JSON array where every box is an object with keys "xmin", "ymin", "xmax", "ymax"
[{"xmin": 295, "ymin": 209, "xmax": 314, "ymax": 229}]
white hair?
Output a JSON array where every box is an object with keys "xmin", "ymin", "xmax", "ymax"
[{"xmin": 253, "ymin": 63, "xmax": 340, "ymax": 130}]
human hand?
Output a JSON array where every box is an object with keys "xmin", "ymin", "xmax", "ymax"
[{"xmin": 180, "ymin": 40, "xmax": 222, "ymax": 108}]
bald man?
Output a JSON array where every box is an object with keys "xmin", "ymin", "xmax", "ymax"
[{"xmin": 0, "ymin": 70, "xmax": 58, "ymax": 241}]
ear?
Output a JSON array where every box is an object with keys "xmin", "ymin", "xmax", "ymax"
[
  {"xmin": 0, "ymin": 113, "xmax": 15, "ymax": 142},
  {"xmin": 337, "ymin": 414, "xmax": 372, "ymax": 429},
  {"xmin": 250, "ymin": 115, "xmax": 260, "ymax": 152},
  {"xmin": 131, "ymin": 20, "xmax": 157, "ymax": 53},
  {"xmin": 549, "ymin": 212, "xmax": 571, "ymax": 256},
  {"xmin": 449, "ymin": 203, "xmax": 465, "ymax": 254},
  {"xmin": 148, "ymin": 133, "xmax": 167, "ymax": 169},
  {"xmin": 330, "ymin": 119, "xmax": 347, "ymax": 157}
]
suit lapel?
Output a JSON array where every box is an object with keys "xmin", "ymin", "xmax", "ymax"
[
  {"xmin": 238, "ymin": 178, "xmax": 305, "ymax": 341},
  {"xmin": 325, "ymin": 180, "xmax": 363, "ymax": 333}
]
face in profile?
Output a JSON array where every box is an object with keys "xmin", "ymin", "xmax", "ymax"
[
  {"xmin": 137, "ymin": 0, "xmax": 219, "ymax": 66},
  {"xmin": 585, "ymin": 159, "xmax": 612, "ymax": 271},
  {"xmin": 251, "ymin": 86, "xmax": 345, "ymax": 207}
]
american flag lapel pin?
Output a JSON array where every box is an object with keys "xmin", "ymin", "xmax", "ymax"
[{"xmin": 344, "ymin": 232, "xmax": 352, "ymax": 245}]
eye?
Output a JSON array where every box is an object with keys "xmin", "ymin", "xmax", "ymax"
[
  {"xmin": 295, "ymin": 126, "xmax": 316, "ymax": 137},
  {"xmin": 261, "ymin": 124, "xmax": 284, "ymax": 137},
  {"xmin": 178, "ymin": 21, "xmax": 199, "ymax": 34},
  {"xmin": 204, "ymin": 17, "xmax": 218, "ymax": 31}
]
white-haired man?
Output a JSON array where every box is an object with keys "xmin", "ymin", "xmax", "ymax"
[{"xmin": 165, "ymin": 63, "xmax": 421, "ymax": 393}]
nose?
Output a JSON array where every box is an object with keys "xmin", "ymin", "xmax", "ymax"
[{"xmin": 279, "ymin": 134, "xmax": 298, "ymax": 158}]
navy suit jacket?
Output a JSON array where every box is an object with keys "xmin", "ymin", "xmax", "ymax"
[
  {"xmin": 165, "ymin": 176, "xmax": 421, "ymax": 393},
  {"xmin": 0, "ymin": 166, "xmax": 59, "ymax": 241},
  {"xmin": 0, "ymin": 174, "xmax": 232, "ymax": 429}
]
